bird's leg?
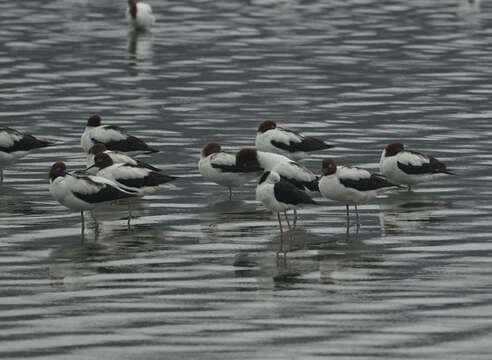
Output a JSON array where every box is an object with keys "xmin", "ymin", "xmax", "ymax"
[
  {"xmin": 80, "ymin": 211, "xmax": 85, "ymax": 235},
  {"xmin": 355, "ymin": 203, "xmax": 360, "ymax": 227},
  {"xmin": 407, "ymin": 185, "xmax": 412, "ymax": 192},
  {"xmin": 0, "ymin": 169, "xmax": 3, "ymax": 184},
  {"xmin": 228, "ymin": 187, "xmax": 232, "ymax": 201},
  {"xmin": 293, "ymin": 209, "xmax": 298, "ymax": 229},
  {"xmin": 284, "ymin": 211, "xmax": 293, "ymax": 251},
  {"xmin": 128, "ymin": 204, "xmax": 132, "ymax": 230},
  {"xmin": 277, "ymin": 212, "xmax": 284, "ymax": 256},
  {"xmin": 346, "ymin": 204, "xmax": 350, "ymax": 227}
]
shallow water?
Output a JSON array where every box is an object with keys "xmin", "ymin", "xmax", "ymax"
[{"xmin": 1, "ymin": 0, "xmax": 492, "ymax": 358}]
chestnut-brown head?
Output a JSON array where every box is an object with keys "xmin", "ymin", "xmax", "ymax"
[
  {"xmin": 385, "ymin": 141, "xmax": 405, "ymax": 157},
  {"xmin": 201, "ymin": 142, "xmax": 222, "ymax": 157},
  {"xmin": 257, "ymin": 120, "xmax": 277, "ymax": 133},
  {"xmin": 88, "ymin": 143, "xmax": 107, "ymax": 155},
  {"xmin": 93, "ymin": 153, "xmax": 114, "ymax": 169},
  {"xmin": 49, "ymin": 161, "xmax": 67, "ymax": 180},
  {"xmin": 321, "ymin": 158, "xmax": 337, "ymax": 176},
  {"xmin": 87, "ymin": 114, "xmax": 102, "ymax": 127},
  {"xmin": 235, "ymin": 148, "xmax": 263, "ymax": 172}
]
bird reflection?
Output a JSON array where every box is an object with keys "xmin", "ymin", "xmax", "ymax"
[
  {"xmin": 378, "ymin": 192, "xmax": 450, "ymax": 236},
  {"xmin": 128, "ymin": 30, "xmax": 153, "ymax": 67},
  {"xmin": 48, "ymin": 222, "xmax": 164, "ymax": 289},
  {"xmin": 0, "ymin": 186, "xmax": 40, "ymax": 216}
]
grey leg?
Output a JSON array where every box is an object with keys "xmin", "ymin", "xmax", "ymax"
[
  {"xmin": 80, "ymin": 211, "xmax": 85, "ymax": 235},
  {"xmin": 293, "ymin": 209, "xmax": 298, "ymax": 228},
  {"xmin": 277, "ymin": 212, "xmax": 284, "ymax": 255},
  {"xmin": 228, "ymin": 187, "xmax": 232, "ymax": 200},
  {"xmin": 408, "ymin": 185, "xmax": 412, "ymax": 191},
  {"xmin": 355, "ymin": 203, "xmax": 360, "ymax": 226},
  {"xmin": 0, "ymin": 169, "xmax": 3, "ymax": 184},
  {"xmin": 284, "ymin": 211, "xmax": 293, "ymax": 250},
  {"xmin": 346, "ymin": 204, "xmax": 350, "ymax": 226}
]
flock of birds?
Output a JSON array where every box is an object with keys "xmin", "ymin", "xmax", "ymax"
[
  {"xmin": 0, "ymin": 113, "xmax": 454, "ymax": 252},
  {"xmin": 0, "ymin": 1, "xmax": 455, "ymax": 253}
]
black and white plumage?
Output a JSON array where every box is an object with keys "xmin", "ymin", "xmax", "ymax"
[
  {"xmin": 255, "ymin": 120, "xmax": 334, "ymax": 161},
  {"xmin": 80, "ymin": 114, "xmax": 159, "ymax": 154},
  {"xmin": 49, "ymin": 161, "xmax": 139, "ymax": 232},
  {"xmin": 379, "ymin": 141, "xmax": 454, "ymax": 191},
  {"xmin": 319, "ymin": 158, "xmax": 396, "ymax": 224},
  {"xmin": 88, "ymin": 153, "xmax": 176, "ymax": 195},
  {"xmin": 0, "ymin": 128, "xmax": 52, "ymax": 183},
  {"xmin": 235, "ymin": 148, "xmax": 319, "ymax": 194},
  {"xmin": 86, "ymin": 143, "xmax": 160, "ymax": 175},
  {"xmin": 256, "ymin": 171, "xmax": 317, "ymax": 253},
  {"xmin": 198, "ymin": 143, "xmax": 257, "ymax": 200}
]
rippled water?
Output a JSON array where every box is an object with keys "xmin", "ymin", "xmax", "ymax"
[{"xmin": 1, "ymin": 0, "xmax": 492, "ymax": 358}]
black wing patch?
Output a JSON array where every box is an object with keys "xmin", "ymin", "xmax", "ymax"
[
  {"xmin": 281, "ymin": 175, "xmax": 320, "ymax": 192},
  {"xmin": 95, "ymin": 135, "xmax": 159, "ymax": 154},
  {"xmin": 135, "ymin": 160, "xmax": 161, "ymax": 172},
  {"xmin": 211, "ymin": 163, "xmax": 243, "ymax": 173},
  {"xmin": 397, "ymin": 153, "xmax": 452, "ymax": 175},
  {"xmin": 274, "ymin": 179, "xmax": 318, "ymax": 206},
  {"xmin": 0, "ymin": 133, "xmax": 51, "ymax": 153},
  {"xmin": 117, "ymin": 171, "xmax": 177, "ymax": 189},
  {"xmin": 73, "ymin": 182, "xmax": 137, "ymax": 204},
  {"xmin": 271, "ymin": 129, "xmax": 333, "ymax": 153},
  {"xmin": 340, "ymin": 174, "xmax": 395, "ymax": 191}
]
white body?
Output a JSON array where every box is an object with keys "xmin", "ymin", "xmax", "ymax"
[
  {"xmin": 379, "ymin": 149, "xmax": 438, "ymax": 186},
  {"xmin": 199, "ymin": 151, "xmax": 255, "ymax": 188},
  {"xmin": 127, "ymin": 2, "xmax": 155, "ymax": 32},
  {"xmin": 81, "ymin": 126, "xmax": 128, "ymax": 153},
  {"xmin": 95, "ymin": 163, "xmax": 157, "ymax": 195},
  {"xmin": 87, "ymin": 150, "xmax": 141, "ymax": 175},
  {"xmin": 319, "ymin": 166, "xmax": 380, "ymax": 205},
  {"xmin": 0, "ymin": 130, "xmax": 32, "ymax": 168},
  {"xmin": 256, "ymin": 174, "xmax": 293, "ymax": 213},
  {"xmin": 256, "ymin": 128, "xmax": 308, "ymax": 161},
  {"xmin": 257, "ymin": 151, "xmax": 317, "ymax": 184},
  {"xmin": 49, "ymin": 174, "xmax": 133, "ymax": 212}
]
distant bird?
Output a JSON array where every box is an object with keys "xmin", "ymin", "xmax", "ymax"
[
  {"xmin": 87, "ymin": 152, "xmax": 176, "ymax": 195},
  {"xmin": 319, "ymin": 158, "xmax": 396, "ymax": 225},
  {"xmin": 86, "ymin": 143, "xmax": 160, "ymax": 175},
  {"xmin": 127, "ymin": 0, "xmax": 155, "ymax": 32},
  {"xmin": 379, "ymin": 141, "xmax": 454, "ymax": 191},
  {"xmin": 0, "ymin": 128, "xmax": 52, "ymax": 183},
  {"xmin": 49, "ymin": 161, "xmax": 139, "ymax": 233},
  {"xmin": 198, "ymin": 142, "xmax": 257, "ymax": 200},
  {"xmin": 255, "ymin": 120, "xmax": 334, "ymax": 161},
  {"xmin": 81, "ymin": 114, "xmax": 159, "ymax": 154},
  {"xmin": 256, "ymin": 171, "xmax": 317, "ymax": 253}
]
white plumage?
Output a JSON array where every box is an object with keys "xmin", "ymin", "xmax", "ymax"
[
  {"xmin": 255, "ymin": 120, "xmax": 333, "ymax": 161},
  {"xmin": 379, "ymin": 141, "xmax": 453, "ymax": 190},
  {"xmin": 127, "ymin": 0, "xmax": 155, "ymax": 32}
]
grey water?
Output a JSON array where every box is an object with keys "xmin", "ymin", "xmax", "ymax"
[{"xmin": 1, "ymin": 0, "xmax": 492, "ymax": 358}]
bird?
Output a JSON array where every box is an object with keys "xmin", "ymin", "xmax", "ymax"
[
  {"xmin": 198, "ymin": 142, "xmax": 257, "ymax": 200},
  {"xmin": 319, "ymin": 158, "xmax": 397, "ymax": 225},
  {"xmin": 256, "ymin": 170, "xmax": 318, "ymax": 254},
  {"xmin": 236, "ymin": 148, "xmax": 319, "ymax": 225},
  {"xmin": 127, "ymin": 0, "xmax": 155, "ymax": 32},
  {"xmin": 86, "ymin": 143, "xmax": 160, "ymax": 175},
  {"xmin": 49, "ymin": 161, "xmax": 139, "ymax": 233},
  {"xmin": 87, "ymin": 152, "xmax": 176, "ymax": 195},
  {"xmin": 255, "ymin": 120, "xmax": 334, "ymax": 161},
  {"xmin": 81, "ymin": 114, "xmax": 159, "ymax": 154},
  {"xmin": 379, "ymin": 141, "xmax": 454, "ymax": 191},
  {"xmin": 235, "ymin": 148, "xmax": 319, "ymax": 193},
  {"xmin": 0, "ymin": 128, "xmax": 52, "ymax": 184}
]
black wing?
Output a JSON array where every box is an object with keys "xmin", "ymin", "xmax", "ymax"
[
  {"xmin": 73, "ymin": 178, "xmax": 137, "ymax": 204},
  {"xmin": 274, "ymin": 179, "xmax": 318, "ymax": 206},
  {"xmin": 211, "ymin": 163, "xmax": 243, "ymax": 173},
  {"xmin": 117, "ymin": 171, "xmax": 177, "ymax": 189},
  {"xmin": 271, "ymin": 127, "xmax": 333, "ymax": 153},
  {"xmin": 0, "ymin": 130, "xmax": 51, "ymax": 153},
  {"xmin": 397, "ymin": 151, "xmax": 453, "ymax": 175},
  {"xmin": 96, "ymin": 135, "xmax": 158, "ymax": 154},
  {"xmin": 340, "ymin": 173, "xmax": 395, "ymax": 191}
]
